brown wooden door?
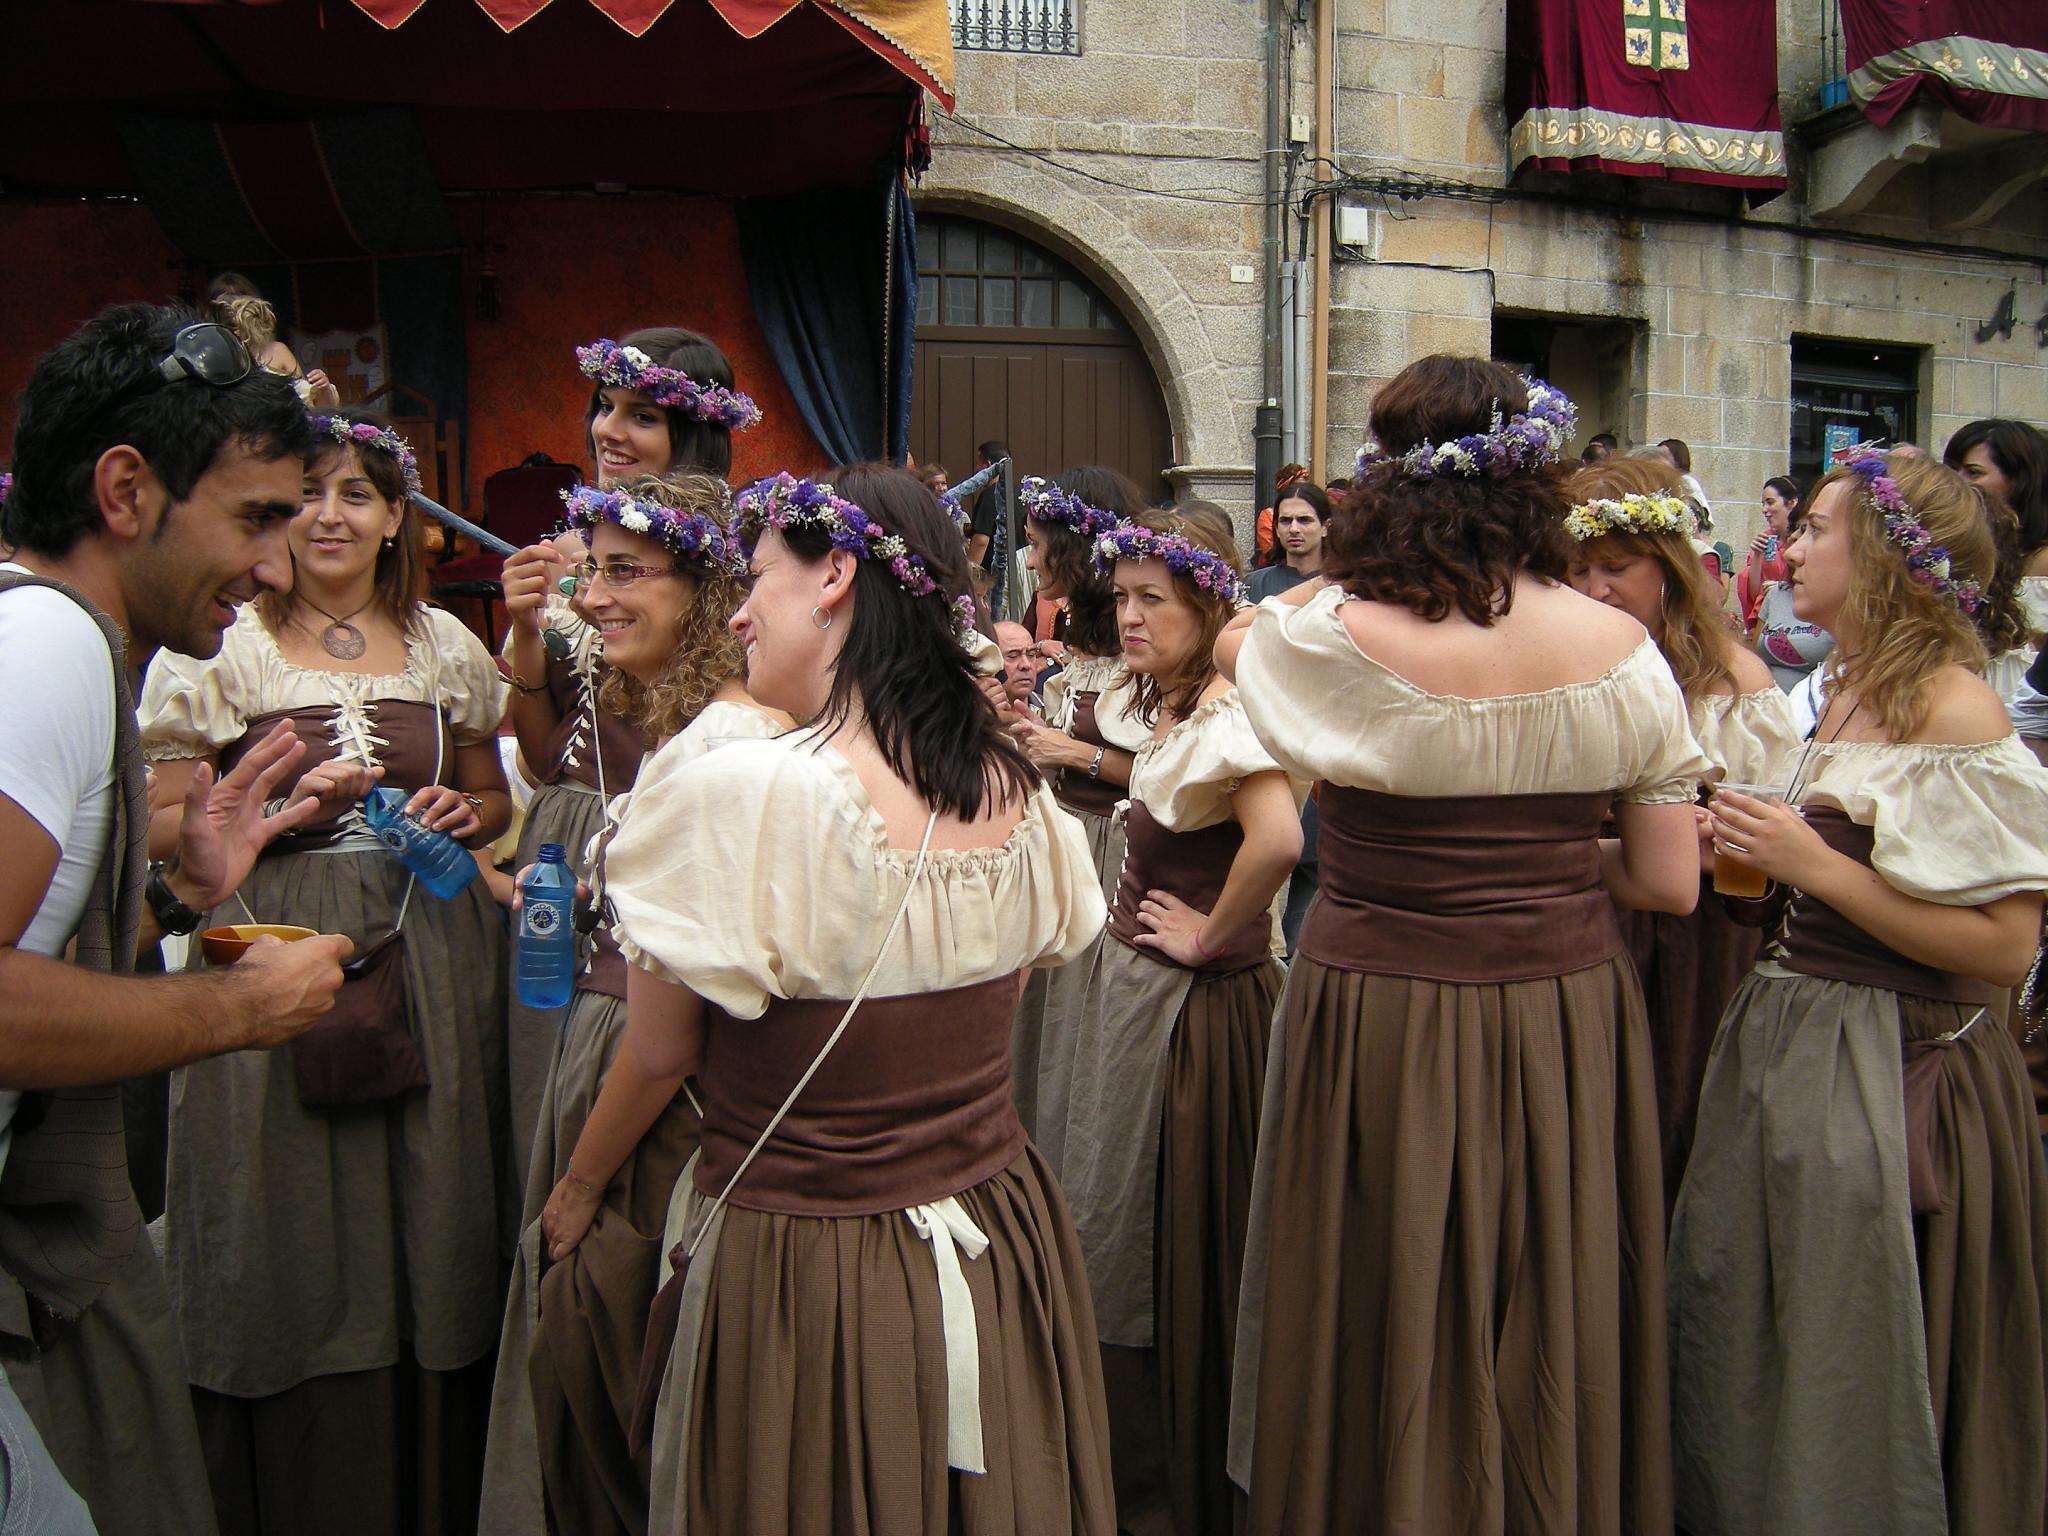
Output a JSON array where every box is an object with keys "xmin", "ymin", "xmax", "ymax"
[
  {"xmin": 911, "ymin": 338, "xmax": 1173, "ymax": 503},
  {"xmin": 909, "ymin": 212, "xmax": 1174, "ymax": 502}
]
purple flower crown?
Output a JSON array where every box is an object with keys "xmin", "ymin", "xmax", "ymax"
[
  {"xmin": 1355, "ymin": 376, "xmax": 1577, "ymax": 482},
  {"xmin": 1019, "ymin": 476, "xmax": 1120, "ymax": 539},
  {"xmin": 1092, "ymin": 518, "xmax": 1246, "ymax": 606},
  {"xmin": 1847, "ymin": 451, "xmax": 1986, "ymax": 616},
  {"xmin": 576, "ymin": 339, "xmax": 762, "ymax": 432},
  {"xmin": 0, "ymin": 472, "xmax": 10, "ymax": 507},
  {"xmin": 559, "ymin": 483, "xmax": 745, "ymax": 578},
  {"xmin": 313, "ymin": 415, "xmax": 422, "ymax": 498},
  {"xmin": 733, "ymin": 472, "xmax": 977, "ymax": 642}
]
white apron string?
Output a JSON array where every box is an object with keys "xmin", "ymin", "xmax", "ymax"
[{"xmin": 905, "ymin": 1195, "xmax": 992, "ymax": 1475}]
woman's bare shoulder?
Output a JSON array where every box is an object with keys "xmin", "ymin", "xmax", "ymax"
[{"xmin": 1911, "ymin": 664, "xmax": 2013, "ymax": 746}]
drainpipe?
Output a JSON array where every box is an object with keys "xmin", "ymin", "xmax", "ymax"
[
  {"xmin": 1255, "ymin": 0, "xmax": 1287, "ymax": 525},
  {"xmin": 1309, "ymin": 0, "xmax": 1333, "ymax": 484}
]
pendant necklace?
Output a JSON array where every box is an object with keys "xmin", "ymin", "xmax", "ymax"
[{"xmin": 300, "ymin": 596, "xmax": 374, "ymax": 661}]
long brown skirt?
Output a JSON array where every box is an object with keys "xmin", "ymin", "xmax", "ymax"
[
  {"xmin": 1107, "ymin": 961, "xmax": 1278, "ymax": 1536},
  {"xmin": 1012, "ymin": 803, "xmax": 1125, "ymax": 1151},
  {"xmin": 529, "ymin": 991, "xmax": 701, "ymax": 1536},
  {"xmin": 1618, "ymin": 880, "xmax": 1760, "ymax": 1205},
  {"xmin": 1669, "ymin": 967, "xmax": 2048, "ymax": 1536},
  {"xmin": 1236, "ymin": 956, "xmax": 1671, "ymax": 1536},
  {"xmin": 193, "ymin": 1349, "xmax": 493, "ymax": 1536},
  {"xmin": 665, "ymin": 1146, "xmax": 1115, "ymax": 1535}
]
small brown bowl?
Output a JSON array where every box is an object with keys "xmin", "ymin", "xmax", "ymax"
[{"xmin": 199, "ymin": 924, "xmax": 319, "ymax": 965}]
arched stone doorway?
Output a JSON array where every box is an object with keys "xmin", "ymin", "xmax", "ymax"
[{"xmin": 910, "ymin": 210, "xmax": 1176, "ymax": 502}]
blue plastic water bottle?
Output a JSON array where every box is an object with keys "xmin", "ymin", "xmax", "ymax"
[
  {"xmin": 362, "ymin": 786, "xmax": 479, "ymax": 900},
  {"xmin": 516, "ymin": 844, "xmax": 578, "ymax": 1010}
]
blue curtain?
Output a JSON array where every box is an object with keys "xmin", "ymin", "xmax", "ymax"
[{"xmin": 738, "ymin": 177, "xmax": 919, "ymax": 467}]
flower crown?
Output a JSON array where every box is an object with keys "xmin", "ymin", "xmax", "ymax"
[
  {"xmin": 1091, "ymin": 519, "xmax": 1246, "ymax": 606},
  {"xmin": 938, "ymin": 489, "xmax": 968, "ymax": 534},
  {"xmin": 1847, "ymin": 451, "xmax": 1986, "ymax": 616},
  {"xmin": 1355, "ymin": 376, "xmax": 1577, "ymax": 481},
  {"xmin": 1563, "ymin": 492, "xmax": 1697, "ymax": 543},
  {"xmin": 576, "ymin": 339, "xmax": 762, "ymax": 432},
  {"xmin": 313, "ymin": 415, "xmax": 422, "ymax": 498},
  {"xmin": 1019, "ymin": 476, "xmax": 1120, "ymax": 539},
  {"xmin": 733, "ymin": 472, "xmax": 977, "ymax": 641},
  {"xmin": 559, "ymin": 483, "xmax": 745, "ymax": 578},
  {"xmin": 0, "ymin": 472, "xmax": 10, "ymax": 507}
]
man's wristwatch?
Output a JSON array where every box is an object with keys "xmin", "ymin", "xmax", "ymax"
[
  {"xmin": 146, "ymin": 861, "xmax": 204, "ymax": 936},
  {"xmin": 1086, "ymin": 746, "xmax": 1106, "ymax": 779}
]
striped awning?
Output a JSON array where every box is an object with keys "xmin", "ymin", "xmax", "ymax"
[{"xmin": 350, "ymin": 0, "xmax": 951, "ymax": 100}]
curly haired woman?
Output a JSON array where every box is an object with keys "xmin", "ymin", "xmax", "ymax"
[
  {"xmin": 1219, "ymin": 356, "xmax": 1708, "ymax": 1534},
  {"xmin": 482, "ymin": 472, "xmax": 782, "ymax": 1536}
]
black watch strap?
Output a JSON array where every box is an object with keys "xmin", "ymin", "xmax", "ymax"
[{"xmin": 146, "ymin": 862, "xmax": 204, "ymax": 937}]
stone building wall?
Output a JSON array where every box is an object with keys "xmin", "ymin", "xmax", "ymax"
[
  {"xmin": 922, "ymin": 0, "xmax": 1272, "ymax": 515},
  {"xmin": 925, "ymin": 0, "xmax": 2048, "ymax": 549},
  {"xmin": 1323, "ymin": 0, "xmax": 2048, "ymax": 548}
]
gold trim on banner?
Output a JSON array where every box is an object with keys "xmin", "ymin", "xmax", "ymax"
[
  {"xmin": 1849, "ymin": 35, "xmax": 2048, "ymax": 108},
  {"xmin": 1510, "ymin": 106, "xmax": 1784, "ymax": 176}
]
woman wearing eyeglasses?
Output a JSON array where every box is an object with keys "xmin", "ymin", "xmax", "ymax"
[
  {"xmin": 480, "ymin": 473, "xmax": 784, "ymax": 1536},
  {"xmin": 539, "ymin": 464, "xmax": 1113, "ymax": 1534},
  {"xmin": 138, "ymin": 410, "xmax": 513, "ymax": 1533},
  {"xmin": 497, "ymin": 332, "xmax": 760, "ymax": 1218}
]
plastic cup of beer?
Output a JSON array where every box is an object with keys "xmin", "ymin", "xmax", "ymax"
[{"xmin": 1709, "ymin": 780, "xmax": 1783, "ymax": 899}]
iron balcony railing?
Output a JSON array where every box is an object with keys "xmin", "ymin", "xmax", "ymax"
[
  {"xmin": 949, "ymin": 0, "xmax": 1080, "ymax": 55},
  {"xmin": 1817, "ymin": 0, "xmax": 1850, "ymax": 111}
]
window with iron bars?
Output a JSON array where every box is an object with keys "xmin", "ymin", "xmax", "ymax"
[{"xmin": 949, "ymin": 0, "xmax": 1080, "ymax": 55}]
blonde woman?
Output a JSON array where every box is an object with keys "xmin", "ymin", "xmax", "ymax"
[
  {"xmin": 1670, "ymin": 450, "xmax": 2048, "ymax": 1536},
  {"xmin": 207, "ymin": 272, "xmax": 339, "ymax": 406},
  {"xmin": 1564, "ymin": 455, "xmax": 1800, "ymax": 1196}
]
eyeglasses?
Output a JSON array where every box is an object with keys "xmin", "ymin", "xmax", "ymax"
[
  {"xmin": 569, "ymin": 559, "xmax": 678, "ymax": 592},
  {"xmin": 157, "ymin": 322, "xmax": 255, "ymax": 388}
]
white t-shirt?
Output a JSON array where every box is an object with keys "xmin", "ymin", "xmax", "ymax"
[{"xmin": 0, "ymin": 567, "xmax": 119, "ymax": 1172}]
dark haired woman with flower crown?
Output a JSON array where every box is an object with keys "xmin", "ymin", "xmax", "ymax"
[
  {"xmin": 1046, "ymin": 511, "xmax": 1299, "ymax": 1535},
  {"xmin": 1564, "ymin": 455, "xmax": 1802, "ymax": 1201},
  {"xmin": 1008, "ymin": 467, "xmax": 1151, "ymax": 1145},
  {"xmin": 497, "ymin": 331, "xmax": 760, "ymax": 1211},
  {"xmin": 480, "ymin": 472, "xmax": 785, "ymax": 1536},
  {"xmin": 1217, "ymin": 355, "xmax": 1709, "ymax": 1534},
  {"xmin": 548, "ymin": 463, "xmax": 1114, "ymax": 1533},
  {"xmin": 1669, "ymin": 450, "xmax": 2048, "ymax": 1536},
  {"xmin": 139, "ymin": 410, "xmax": 514, "ymax": 1532}
]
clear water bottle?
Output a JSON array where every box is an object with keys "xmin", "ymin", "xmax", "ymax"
[
  {"xmin": 362, "ymin": 786, "xmax": 479, "ymax": 901},
  {"xmin": 516, "ymin": 844, "xmax": 577, "ymax": 1010}
]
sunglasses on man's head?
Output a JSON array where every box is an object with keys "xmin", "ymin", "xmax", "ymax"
[{"xmin": 156, "ymin": 322, "xmax": 255, "ymax": 388}]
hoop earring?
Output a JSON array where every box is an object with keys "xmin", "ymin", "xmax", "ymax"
[{"xmin": 810, "ymin": 604, "xmax": 832, "ymax": 631}]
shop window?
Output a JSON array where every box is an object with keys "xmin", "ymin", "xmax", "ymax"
[{"xmin": 1789, "ymin": 338, "xmax": 1919, "ymax": 485}]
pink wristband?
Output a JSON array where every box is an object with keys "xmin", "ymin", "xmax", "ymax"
[{"xmin": 1194, "ymin": 928, "xmax": 1223, "ymax": 961}]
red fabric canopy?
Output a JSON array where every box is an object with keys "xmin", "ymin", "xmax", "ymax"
[
  {"xmin": 341, "ymin": 0, "xmax": 949, "ymax": 102},
  {"xmin": 1505, "ymin": 0, "xmax": 1786, "ymax": 194},
  {"xmin": 4, "ymin": 0, "xmax": 946, "ymax": 197},
  {"xmin": 1842, "ymin": 0, "xmax": 2048, "ymax": 134}
]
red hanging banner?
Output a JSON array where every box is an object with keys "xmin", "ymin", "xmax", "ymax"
[
  {"xmin": 1841, "ymin": 0, "xmax": 2048, "ymax": 134},
  {"xmin": 1506, "ymin": 0, "xmax": 1785, "ymax": 194}
]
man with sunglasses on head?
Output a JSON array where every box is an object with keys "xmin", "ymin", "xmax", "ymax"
[{"xmin": 0, "ymin": 303, "xmax": 371, "ymax": 1534}]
